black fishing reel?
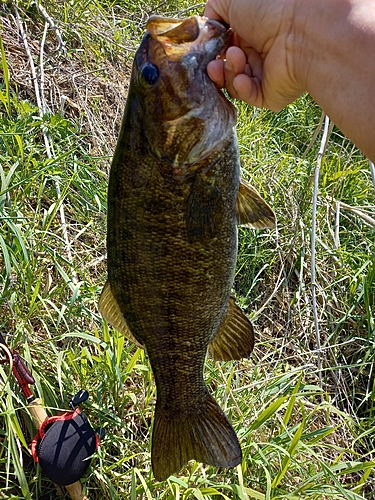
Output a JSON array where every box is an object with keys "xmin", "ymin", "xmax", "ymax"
[{"xmin": 31, "ymin": 390, "xmax": 105, "ymax": 486}]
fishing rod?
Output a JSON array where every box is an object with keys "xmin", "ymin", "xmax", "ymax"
[
  {"xmin": 0, "ymin": 332, "xmax": 46, "ymax": 427},
  {"xmin": 0, "ymin": 332, "xmax": 89, "ymax": 500}
]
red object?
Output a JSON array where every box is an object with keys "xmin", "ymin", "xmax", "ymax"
[
  {"xmin": 11, "ymin": 352, "xmax": 34, "ymax": 400},
  {"xmin": 31, "ymin": 407, "xmax": 100, "ymax": 486},
  {"xmin": 31, "ymin": 408, "xmax": 100, "ymax": 462}
]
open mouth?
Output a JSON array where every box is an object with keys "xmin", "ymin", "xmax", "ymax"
[{"xmin": 146, "ymin": 15, "xmax": 232, "ymax": 60}]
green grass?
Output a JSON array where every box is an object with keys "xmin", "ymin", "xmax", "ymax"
[{"xmin": 1, "ymin": 0, "xmax": 375, "ymax": 498}]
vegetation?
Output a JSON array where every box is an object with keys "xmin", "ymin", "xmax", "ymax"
[{"xmin": 1, "ymin": 1, "xmax": 374, "ymax": 498}]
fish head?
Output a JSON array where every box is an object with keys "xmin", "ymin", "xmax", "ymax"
[{"xmin": 132, "ymin": 16, "xmax": 237, "ymax": 178}]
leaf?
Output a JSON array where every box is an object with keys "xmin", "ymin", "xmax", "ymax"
[
  {"xmin": 0, "ymin": 34, "xmax": 10, "ymax": 116},
  {"xmin": 134, "ymin": 467, "xmax": 153, "ymax": 500},
  {"xmin": 249, "ymin": 396, "xmax": 289, "ymax": 431},
  {"xmin": 282, "ymin": 375, "xmax": 302, "ymax": 429},
  {"xmin": 0, "ymin": 234, "xmax": 11, "ymax": 276},
  {"xmin": 272, "ymin": 417, "xmax": 306, "ymax": 488}
]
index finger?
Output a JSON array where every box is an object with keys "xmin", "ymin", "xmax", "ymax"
[{"xmin": 204, "ymin": 0, "xmax": 224, "ymax": 21}]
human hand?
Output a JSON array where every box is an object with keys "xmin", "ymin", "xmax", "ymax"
[
  {"xmin": 204, "ymin": 0, "xmax": 307, "ymax": 111},
  {"xmin": 204, "ymin": 0, "xmax": 375, "ymax": 162}
]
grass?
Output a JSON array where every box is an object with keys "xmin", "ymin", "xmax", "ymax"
[{"xmin": 1, "ymin": 0, "xmax": 375, "ymax": 498}]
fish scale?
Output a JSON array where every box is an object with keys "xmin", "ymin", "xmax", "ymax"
[{"xmin": 99, "ymin": 14, "xmax": 276, "ymax": 481}]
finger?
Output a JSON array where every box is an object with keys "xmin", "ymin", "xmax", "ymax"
[
  {"xmin": 225, "ymin": 46, "xmax": 247, "ymax": 73},
  {"xmin": 223, "ymin": 46, "xmax": 247, "ymax": 97},
  {"xmin": 247, "ymin": 47, "xmax": 264, "ymax": 81},
  {"xmin": 204, "ymin": 0, "xmax": 223, "ymax": 20},
  {"xmin": 232, "ymin": 73, "xmax": 264, "ymax": 108},
  {"xmin": 207, "ymin": 59, "xmax": 225, "ymax": 88},
  {"xmin": 244, "ymin": 63, "xmax": 252, "ymax": 77}
]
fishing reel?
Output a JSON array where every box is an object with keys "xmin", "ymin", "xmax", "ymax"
[
  {"xmin": 31, "ymin": 390, "xmax": 105, "ymax": 486},
  {"xmin": 0, "ymin": 333, "xmax": 104, "ymax": 497}
]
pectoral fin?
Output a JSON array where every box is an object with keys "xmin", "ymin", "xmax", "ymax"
[
  {"xmin": 98, "ymin": 281, "xmax": 143, "ymax": 349},
  {"xmin": 236, "ymin": 178, "xmax": 276, "ymax": 229},
  {"xmin": 208, "ymin": 296, "xmax": 254, "ymax": 361}
]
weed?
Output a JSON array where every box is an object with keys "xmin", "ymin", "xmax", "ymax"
[{"xmin": 1, "ymin": 1, "xmax": 374, "ymax": 499}]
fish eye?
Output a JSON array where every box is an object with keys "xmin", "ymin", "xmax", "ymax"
[{"xmin": 139, "ymin": 63, "xmax": 159, "ymax": 87}]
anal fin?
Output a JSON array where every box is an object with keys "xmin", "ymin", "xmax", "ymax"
[
  {"xmin": 236, "ymin": 178, "xmax": 276, "ymax": 229},
  {"xmin": 208, "ymin": 296, "xmax": 254, "ymax": 361},
  {"xmin": 98, "ymin": 281, "xmax": 143, "ymax": 349}
]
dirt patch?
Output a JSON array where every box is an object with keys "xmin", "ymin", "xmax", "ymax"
[{"xmin": 1, "ymin": 3, "xmax": 133, "ymax": 156}]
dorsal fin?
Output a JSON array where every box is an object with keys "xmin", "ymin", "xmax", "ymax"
[
  {"xmin": 236, "ymin": 178, "xmax": 276, "ymax": 229},
  {"xmin": 208, "ymin": 296, "xmax": 254, "ymax": 361},
  {"xmin": 98, "ymin": 281, "xmax": 143, "ymax": 348}
]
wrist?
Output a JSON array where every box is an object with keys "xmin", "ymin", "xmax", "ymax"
[
  {"xmin": 293, "ymin": 0, "xmax": 375, "ymax": 159},
  {"xmin": 294, "ymin": 0, "xmax": 370, "ymax": 91}
]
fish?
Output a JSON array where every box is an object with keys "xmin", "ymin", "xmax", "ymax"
[{"xmin": 98, "ymin": 14, "xmax": 275, "ymax": 481}]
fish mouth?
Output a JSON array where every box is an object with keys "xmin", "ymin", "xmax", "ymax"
[{"xmin": 146, "ymin": 15, "xmax": 232, "ymax": 61}]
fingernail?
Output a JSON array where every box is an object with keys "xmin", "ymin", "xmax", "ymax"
[{"xmin": 225, "ymin": 59, "xmax": 233, "ymax": 72}]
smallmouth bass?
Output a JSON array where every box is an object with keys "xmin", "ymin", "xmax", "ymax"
[{"xmin": 99, "ymin": 15, "xmax": 275, "ymax": 481}]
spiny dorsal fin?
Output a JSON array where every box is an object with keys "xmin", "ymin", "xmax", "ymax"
[
  {"xmin": 151, "ymin": 392, "xmax": 241, "ymax": 481},
  {"xmin": 208, "ymin": 296, "xmax": 254, "ymax": 361},
  {"xmin": 98, "ymin": 281, "xmax": 143, "ymax": 349},
  {"xmin": 236, "ymin": 178, "xmax": 276, "ymax": 229}
]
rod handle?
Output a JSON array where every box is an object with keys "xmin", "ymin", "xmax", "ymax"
[
  {"xmin": 28, "ymin": 398, "xmax": 48, "ymax": 428},
  {"xmin": 65, "ymin": 480, "xmax": 88, "ymax": 500}
]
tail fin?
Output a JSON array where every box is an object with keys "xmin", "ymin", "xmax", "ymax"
[{"xmin": 151, "ymin": 392, "xmax": 241, "ymax": 481}]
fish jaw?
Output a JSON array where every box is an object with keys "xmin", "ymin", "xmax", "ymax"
[
  {"xmin": 146, "ymin": 15, "xmax": 232, "ymax": 63},
  {"xmin": 132, "ymin": 16, "xmax": 237, "ymax": 179}
]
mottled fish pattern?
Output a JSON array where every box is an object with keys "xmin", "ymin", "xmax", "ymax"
[{"xmin": 99, "ymin": 15, "xmax": 275, "ymax": 481}]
